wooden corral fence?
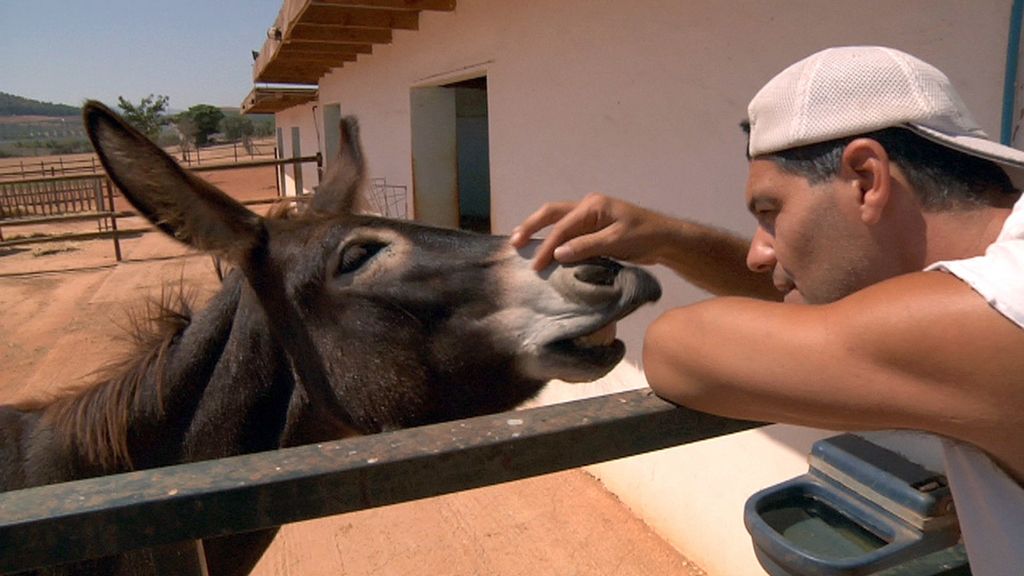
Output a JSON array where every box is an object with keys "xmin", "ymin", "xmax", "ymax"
[
  {"xmin": 0, "ymin": 173, "xmax": 109, "ymax": 220},
  {"xmin": 0, "ymin": 390, "xmax": 971, "ymax": 575},
  {"xmin": 0, "ymin": 156, "xmax": 105, "ymax": 182},
  {"xmin": 0, "ymin": 139, "xmax": 276, "ymax": 182},
  {"xmin": 0, "ymin": 155, "xmax": 321, "ymax": 258},
  {"xmin": 176, "ymin": 139, "xmax": 278, "ymax": 169},
  {"xmin": 0, "ymin": 389, "xmax": 763, "ymax": 575}
]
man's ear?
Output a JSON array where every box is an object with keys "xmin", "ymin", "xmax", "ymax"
[{"xmin": 840, "ymin": 138, "xmax": 892, "ymax": 225}]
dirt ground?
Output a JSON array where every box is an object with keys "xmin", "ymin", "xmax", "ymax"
[{"xmin": 0, "ymin": 166, "xmax": 707, "ymax": 575}]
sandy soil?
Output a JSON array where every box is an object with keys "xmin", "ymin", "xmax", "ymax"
[{"xmin": 0, "ymin": 166, "xmax": 707, "ymax": 575}]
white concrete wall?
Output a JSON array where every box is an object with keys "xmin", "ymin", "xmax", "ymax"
[
  {"xmin": 276, "ymin": 1, "xmax": 1017, "ymax": 573},
  {"xmin": 275, "ymin": 103, "xmax": 320, "ymax": 196}
]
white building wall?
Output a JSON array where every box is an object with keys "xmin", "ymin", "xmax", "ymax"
[
  {"xmin": 275, "ymin": 103, "xmax": 320, "ymax": 196},
  {"xmin": 279, "ymin": 1, "xmax": 1017, "ymax": 573}
]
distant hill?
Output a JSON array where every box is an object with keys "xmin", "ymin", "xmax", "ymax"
[{"xmin": 0, "ymin": 92, "xmax": 80, "ymax": 117}]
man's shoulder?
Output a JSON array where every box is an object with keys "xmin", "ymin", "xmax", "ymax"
[{"xmin": 925, "ymin": 199, "xmax": 1024, "ymax": 331}]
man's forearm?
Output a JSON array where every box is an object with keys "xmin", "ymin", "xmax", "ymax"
[{"xmin": 656, "ymin": 219, "xmax": 780, "ymax": 300}]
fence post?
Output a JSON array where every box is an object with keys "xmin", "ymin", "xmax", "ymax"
[
  {"xmin": 275, "ymin": 147, "xmax": 283, "ymax": 197},
  {"xmin": 105, "ymin": 178, "xmax": 122, "ymax": 262},
  {"xmin": 93, "ymin": 179, "xmax": 105, "ymax": 232}
]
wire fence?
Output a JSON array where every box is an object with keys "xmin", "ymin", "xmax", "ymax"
[{"xmin": 367, "ymin": 178, "xmax": 409, "ymax": 219}]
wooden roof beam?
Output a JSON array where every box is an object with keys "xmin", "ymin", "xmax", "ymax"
[
  {"xmin": 258, "ymin": 60, "xmax": 334, "ymax": 84},
  {"xmin": 287, "ymin": 24, "xmax": 393, "ymax": 44},
  {"xmin": 302, "ymin": 5, "xmax": 420, "ymax": 29},
  {"xmin": 264, "ymin": 61, "xmax": 333, "ymax": 76},
  {"xmin": 273, "ymin": 52, "xmax": 359, "ymax": 65},
  {"xmin": 312, "ymin": 0, "xmax": 455, "ymax": 11},
  {"xmin": 250, "ymin": 0, "xmax": 457, "ymax": 87},
  {"xmin": 258, "ymin": 71, "xmax": 330, "ymax": 84},
  {"xmin": 241, "ymin": 87, "xmax": 318, "ymax": 115},
  {"xmin": 286, "ymin": 41, "xmax": 374, "ymax": 55}
]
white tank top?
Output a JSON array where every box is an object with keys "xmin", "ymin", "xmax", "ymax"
[
  {"xmin": 941, "ymin": 440, "xmax": 1024, "ymax": 576},
  {"xmin": 926, "ymin": 194, "xmax": 1024, "ymax": 575}
]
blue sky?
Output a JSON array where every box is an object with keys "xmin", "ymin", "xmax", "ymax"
[{"xmin": 1, "ymin": 1, "xmax": 286, "ymax": 110}]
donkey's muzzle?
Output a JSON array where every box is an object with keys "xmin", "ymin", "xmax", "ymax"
[{"xmin": 554, "ymin": 258, "xmax": 661, "ymax": 312}]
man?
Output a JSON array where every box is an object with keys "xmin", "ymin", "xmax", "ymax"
[{"xmin": 510, "ymin": 46, "xmax": 1023, "ymax": 574}]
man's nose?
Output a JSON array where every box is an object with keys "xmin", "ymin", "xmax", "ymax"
[{"xmin": 746, "ymin": 227, "xmax": 776, "ymax": 273}]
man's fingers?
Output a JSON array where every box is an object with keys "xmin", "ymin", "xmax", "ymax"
[
  {"xmin": 530, "ymin": 206, "xmax": 609, "ymax": 270},
  {"xmin": 552, "ymin": 226, "xmax": 621, "ymax": 265},
  {"xmin": 510, "ymin": 195, "xmax": 625, "ymax": 271},
  {"xmin": 509, "ymin": 202, "xmax": 575, "ymax": 247}
]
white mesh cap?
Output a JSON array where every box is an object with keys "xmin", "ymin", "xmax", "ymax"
[{"xmin": 747, "ymin": 46, "xmax": 1024, "ymax": 187}]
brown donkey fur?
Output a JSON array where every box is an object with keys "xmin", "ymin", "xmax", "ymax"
[{"xmin": 0, "ymin": 102, "xmax": 661, "ymax": 576}]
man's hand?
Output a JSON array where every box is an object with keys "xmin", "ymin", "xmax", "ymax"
[
  {"xmin": 510, "ymin": 193, "xmax": 778, "ymax": 299},
  {"xmin": 509, "ymin": 193, "xmax": 671, "ymax": 271}
]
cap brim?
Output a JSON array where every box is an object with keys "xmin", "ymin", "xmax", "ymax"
[{"xmin": 907, "ymin": 123, "xmax": 1024, "ymax": 189}]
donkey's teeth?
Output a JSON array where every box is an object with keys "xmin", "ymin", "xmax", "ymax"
[{"xmin": 572, "ymin": 323, "xmax": 617, "ymax": 348}]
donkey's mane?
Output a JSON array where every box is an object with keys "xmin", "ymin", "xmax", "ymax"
[
  {"xmin": 25, "ymin": 286, "xmax": 199, "ymax": 471},
  {"xmin": 23, "ymin": 201, "xmax": 302, "ymax": 472}
]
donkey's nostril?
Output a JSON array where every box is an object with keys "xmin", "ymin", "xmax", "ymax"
[{"xmin": 574, "ymin": 262, "xmax": 621, "ymax": 286}]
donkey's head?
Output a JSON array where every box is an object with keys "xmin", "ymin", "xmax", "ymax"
[{"xmin": 83, "ymin": 101, "xmax": 660, "ymax": 433}]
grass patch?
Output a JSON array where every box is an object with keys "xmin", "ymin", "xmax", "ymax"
[{"xmin": 31, "ymin": 242, "xmax": 79, "ymax": 257}]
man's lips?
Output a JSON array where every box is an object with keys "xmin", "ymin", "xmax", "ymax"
[
  {"xmin": 773, "ymin": 267, "xmax": 797, "ymax": 301},
  {"xmin": 783, "ymin": 289, "xmax": 806, "ymax": 304}
]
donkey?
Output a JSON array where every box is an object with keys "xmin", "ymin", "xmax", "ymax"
[{"xmin": 0, "ymin": 101, "xmax": 661, "ymax": 576}]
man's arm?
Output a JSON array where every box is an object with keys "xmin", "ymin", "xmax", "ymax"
[
  {"xmin": 642, "ymin": 271, "xmax": 1024, "ymax": 482},
  {"xmin": 510, "ymin": 194, "xmax": 780, "ymax": 300}
]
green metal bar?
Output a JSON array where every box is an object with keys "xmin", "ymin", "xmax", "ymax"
[{"xmin": 0, "ymin": 389, "xmax": 761, "ymax": 573}]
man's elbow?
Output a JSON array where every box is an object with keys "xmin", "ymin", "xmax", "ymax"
[{"xmin": 642, "ymin": 308, "xmax": 709, "ymax": 407}]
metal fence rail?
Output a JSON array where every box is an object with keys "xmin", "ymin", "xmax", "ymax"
[
  {"xmin": 0, "ymin": 174, "xmax": 109, "ymax": 219},
  {"xmin": 0, "ymin": 156, "xmax": 103, "ymax": 182},
  {"xmin": 0, "ymin": 139, "xmax": 277, "ymax": 182},
  {"xmin": 0, "ymin": 155, "xmax": 321, "ymax": 256},
  {"xmin": 0, "ymin": 389, "xmax": 761, "ymax": 574}
]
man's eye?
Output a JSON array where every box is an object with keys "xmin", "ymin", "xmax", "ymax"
[{"xmin": 754, "ymin": 209, "xmax": 778, "ymax": 235}]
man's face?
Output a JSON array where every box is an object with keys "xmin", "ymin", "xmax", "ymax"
[{"xmin": 744, "ymin": 159, "xmax": 884, "ymax": 304}]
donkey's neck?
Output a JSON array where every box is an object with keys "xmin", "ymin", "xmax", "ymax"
[
  {"xmin": 32, "ymin": 273, "xmax": 299, "ymax": 479},
  {"xmin": 150, "ymin": 271, "xmax": 356, "ymax": 462},
  {"xmin": 166, "ymin": 275, "xmax": 299, "ymax": 464}
]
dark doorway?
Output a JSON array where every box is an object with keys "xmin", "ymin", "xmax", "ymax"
[{"xmin": 410, "ymin": 76, "xmax": 491, "ymax": 232}]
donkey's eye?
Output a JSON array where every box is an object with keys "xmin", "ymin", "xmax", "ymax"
[{"xmin": 337, "ymin": 241, "xmax": 386, "ymax": 275}]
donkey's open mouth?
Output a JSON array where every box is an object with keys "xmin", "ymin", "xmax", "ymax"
[{"xmin": 546, "ymin": 322, "xmax": 625, "ymax": 368}]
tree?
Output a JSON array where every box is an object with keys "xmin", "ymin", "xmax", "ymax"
[
  {"xmin": 251, "ymin": 115, "xmax": 275, "ymax": 137},
  {"xmin": 115, "ymin": 94, "xmax": 169, "ymax": 141},
  {"xmin": 220, "ymin": 114, "xmax": 254, "ymax": 142},
  {"xmin": 180, "ymin": 104, "xmax": 224, "ymax": 146}
]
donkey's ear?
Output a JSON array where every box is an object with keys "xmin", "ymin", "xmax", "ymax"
[
  {"xmin": 83, "ymin": 101, "xmax": 263, "ymax": 262},
  {"xmin": 308, "ymin": 116, "xmax": 368, "ymax": 215}
]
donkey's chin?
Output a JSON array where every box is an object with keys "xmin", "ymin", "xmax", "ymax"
[{"xmin": 523, "ymin": 323, "xmax": 627, "ymax": 382}]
